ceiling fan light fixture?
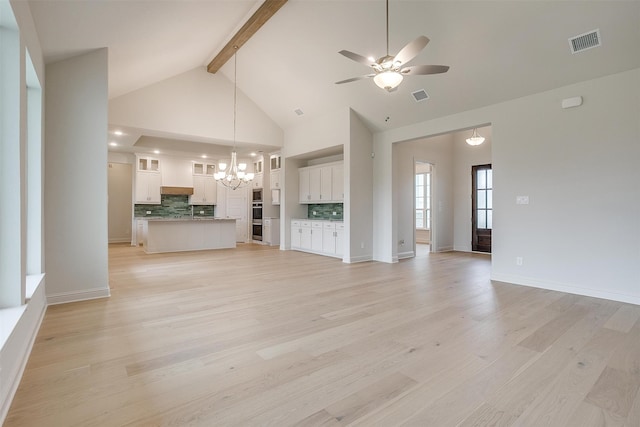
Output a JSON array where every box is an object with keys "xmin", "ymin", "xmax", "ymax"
[
  {"xmin": 466, "ymin": 128, "xmax": 486, "ymax": 146},
  {"xmin": 374, "ymin": 71, "xmax": 403, "ymax": 92}
]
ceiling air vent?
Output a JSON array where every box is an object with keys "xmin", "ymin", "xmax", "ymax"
[
  {"xmin": 411, "ymin": 89, "xmax": 429, "ymax": 102},
  {"xmin": 569, "ymin": 29, "xmax": 601, "ymax": 54},
  {"xmin": 294, "ymin": 108, "xmax": 304, "ymax": 116}
]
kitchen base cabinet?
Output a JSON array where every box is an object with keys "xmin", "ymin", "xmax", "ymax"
[{"xmin": 290, "ymin": 219, "xmax": 343, "ymax": 259}]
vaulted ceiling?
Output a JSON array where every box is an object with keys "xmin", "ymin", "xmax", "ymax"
[{"xmin": 28, "ymin": 1, "xmax": 640, "ymax": 149}]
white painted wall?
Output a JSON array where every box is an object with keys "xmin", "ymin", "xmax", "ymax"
[
  {"xmin": 375, "ymin": 68, "xmax": 640, "ymax": 305},
  {"xmin": 345, "ymin": 109, "xmax": 373, "ymax": 263},
  {"xmin": 108, "ymin": 162, "xmax": 133, "ymax": 243},
  {"xmin": 108, "ymin": 67, "xmax": 283, "ymax": 149},
  {"xmin": 45, "ymin": 49, "xmax": 110, "ymax": 304},
  {"xmin": 394, "ymin": 134, "xmax": 455, "ymax": 255},
  {"xmin": 283, "ymin": 108, "xmax": 349, "ymax": 158},
  {"xmin": 453, "ymin": 126, "xmax": 492, "ymax": 251}
]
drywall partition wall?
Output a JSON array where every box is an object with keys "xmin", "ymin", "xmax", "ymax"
[
  {"xmin": 345, "ymin": 109, "xmax": 373, "ymax": 263},
  {"xmin": 45, "ymin": 48, "xmax": 110, "ymax": 304},
  {"xmin": 393, "ymin": 134, "xmax": 455, "ymax": 255},
  {"xmin": 375, "ymin": 68, "xmax": 640, "ymax": 305},
  {"xmin": 108, "ymin": 163, "xmax": 133, "ymax": 243},
  {"xmin": 108, "ymin": 66, "xmax": 283, "ymax": 149},
  {"xmin": 372, "ymin": 138, "xmax": 394, "ymax": 263},
  {"xmin": 453, "ymin": 126, "xmax": 492, "ymax": 252},
  {"xmin": 283, "ymin": 108, "xmax": 349, "ymax": 159}
]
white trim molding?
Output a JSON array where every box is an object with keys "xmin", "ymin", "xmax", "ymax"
[
  {"xmin": 491, "ymin": 273, "xmax": 640, "ymax": 306},
  {"xmin": 46, "ymin": 287, "xmax": 111, "ymax": 305}
]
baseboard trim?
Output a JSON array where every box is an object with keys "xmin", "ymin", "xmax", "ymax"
[
  {"xmin": 345, "ymin": 254, "xmax": 373, "ymax": 264},
  {"xmin": 435, "ymin": 246, "xmax": 454, "ymax": 253},
  {"xmin": 108, "ymin": 237, "xmax": 131, "ymax": 244},
  {"xmin": 47, "ymin": 287, "xmax": 111, "ymax": 305},
  {"xmin": 491, "ymin": 273, "xmax": 640, "ymax": 306},
  {"xmin": 398, "ymin": 251, "xmax": 414, "ymax": 260}
]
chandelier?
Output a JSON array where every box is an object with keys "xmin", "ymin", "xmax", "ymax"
[
  {"xmin": 214, "ymin": 46, "xmax": 254, "ymax": 190},
  {"xmin": 466, "ymin": 128, "xmax": 485, "ymax": 146}
]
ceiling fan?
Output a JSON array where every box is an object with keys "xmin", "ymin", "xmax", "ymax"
[{"xmin": 335, "ymin": 0, "xmax": 449, "ymax": 92}]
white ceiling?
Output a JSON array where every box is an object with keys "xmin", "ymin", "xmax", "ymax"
[{"xmin": 28, "ymin": 0, "xmax": 640, "ymax": 151}]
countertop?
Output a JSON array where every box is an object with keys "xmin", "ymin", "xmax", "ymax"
[
  {"xmin": 137, "ymin": 217, "xmax": 236, "ymax": 222},
  {"xmin": 293, "ymin": 218, "xmax": 343, "ymax": 222}
]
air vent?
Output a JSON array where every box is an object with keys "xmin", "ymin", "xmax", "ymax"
[
  {"xmin": 569, "ymin": 29, "xmax": 601, "ymax": 54},
  {"xmin": 411, "ymin": 89, "xmax": 429, "ymax": 102},
  {"xmin": 294, "ymin": 108, "xmax": 304, "ymax": 116}
]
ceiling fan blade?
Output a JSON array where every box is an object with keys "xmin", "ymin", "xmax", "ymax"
[
  {"xmin": 394, "ymin": 36, "xmax": 429, "ymax": 65},
  {"xmin": 401, "ymin": 64, "xmax": 450, "ymax": 75},
  {"xmin": 335, "ymin": 74, "xmax": 375, "ymax": 84},
  {"xmin": 338, "ymin": 50, "xmax": 374, "ymax": 67}
]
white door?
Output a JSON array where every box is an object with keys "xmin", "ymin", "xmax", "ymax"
[{"xmin": 226, "ymin": 186, "xmax": 248, "ymax": 242}]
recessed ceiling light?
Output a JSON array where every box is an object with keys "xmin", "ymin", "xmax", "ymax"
[
  {"xmin": 250, "ymin": 152, "xmax": 256, "ymax": 157},
  {"xmin": 114, "ymin": 130, "xmax": 123, "ymax": 136},
  {"xmin": 153, "ymin": 150, "xmax": 160, "ymax": 154},
  {"xmin": 109, "ymin": 142, "xmax": 118, "ymax": 147},
  {"xmin": 201, "ymin": 155, "xmax": 207, "ymax": 159}
]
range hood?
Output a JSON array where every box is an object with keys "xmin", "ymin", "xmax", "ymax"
[{"xmin": 161, "ymin": 186, "xmax": 194, "ymax": 196}]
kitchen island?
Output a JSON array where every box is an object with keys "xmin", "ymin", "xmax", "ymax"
[{"xmin": 142, "ymin": 218, "xmax": 236, "ymax": 254}]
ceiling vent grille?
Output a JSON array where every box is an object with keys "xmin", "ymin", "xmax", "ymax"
[
  {"xmin": 294, "ymin": 108, "xmax": 304, "ymax": 116},
  {"xmin": 569, "ymin": 29, "xmax": 601, "ymax": 54},
  {"xmin": 411, "ymin": 89, "xmax": 429, "ymax": 102}
]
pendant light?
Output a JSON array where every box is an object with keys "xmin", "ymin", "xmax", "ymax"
[
  {"xmin": 214, "ymin": 46, "xmax": 254, "ymax": 190},
  {"xmin": 466, "ymin": 128, "xmax": 485, "ymax": 146}
]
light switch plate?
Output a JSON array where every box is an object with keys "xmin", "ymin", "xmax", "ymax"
[{"xmin": 516, "ymin": 196, "xmax": 529, "ymax": 205}]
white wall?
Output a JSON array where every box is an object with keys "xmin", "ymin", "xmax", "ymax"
[
  {"xmin": 375, "ymin": 68, "xmax": 640, "ymax": 305},
  {"xmin": 283, "ymin": 108, "xmax": 349, "ymax": 158},
  {"xmin": 345, "ymin": 109, "xmax": 373, "ymax": 263},
  {"xmin": 453, "ymin": 126, "xmax": 492, "ymax": 251},
  {"xmin": 108, "ymin": 67, "xmax": 283, "ymax": 149},
  {"xmin": 45, "ymin": 49, "xmax": 110, "ymax": 304},
  {"xmin": 394, "ymin": 134, "xmax": 455, "ymax": 255},
  {"xmin": 108, "ymin": 162, "xmax": 133, "ymax": 243}
]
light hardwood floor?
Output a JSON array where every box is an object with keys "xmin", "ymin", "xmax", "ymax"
[{"xmin": 5, "ymin": 244, "xmax": 640, "ymax": 426}]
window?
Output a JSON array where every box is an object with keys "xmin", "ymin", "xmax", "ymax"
[{"xmin": 415, "ymin": 172, "xmax": 431, "ymax": 229}]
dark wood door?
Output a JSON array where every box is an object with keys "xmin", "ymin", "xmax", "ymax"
[{"xmin": 472, "ymin": 164, "xmax": 492, "ymax": 253}]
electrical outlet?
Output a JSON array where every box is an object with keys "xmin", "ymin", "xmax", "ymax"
[
  {"xmin": 516, "ymin": 257, "xmax": 523, "ymax": 266},
  {"xmin": 146, "ymin": 211, "xmax": 151, "ymax": 215},
  {"xmin": 200, "ymin": 211, "xmax": 204, "ymax": 215},
  {"xmin": 332, "ymin": 211, "xmax": 337, "ymax": 216},
  {"xmin": 313, "ymin": 211, "xmax": 317, "ymax": 216},
  {"xmin": 399, "ymin": 239, "xmax": 405, "ymax": 245},
  {"xmin": 360, "ymin": 242, "xmax": 364, "ymax": 249}
]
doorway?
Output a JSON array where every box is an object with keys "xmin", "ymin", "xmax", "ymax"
[
  {"xmin": 226, "ymin": 186, "xmax": 249, "ymax": 242},
  {"xmin": 414, "ymin": 161, "xmax": 434, "ymax": 253},
  {"xmin": 107, "ymin": 162, "xmax": 132, "ymax": 243},
  {"xmin": 472, "ymin": 164, "xmax": 492, "ymax": 252}
]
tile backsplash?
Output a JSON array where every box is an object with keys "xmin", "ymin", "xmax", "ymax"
[
  {"xmin": 308, "ymin": 203, "xmax": 343, "ymax": 220},
  {"xmin": 134, "ymin": 195, "xmax": 214, "ymax": 218}
]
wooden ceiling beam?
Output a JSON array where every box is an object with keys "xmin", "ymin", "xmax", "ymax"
[{"xmin": 207, "ymin": 0, "xmax": 288, "ymax": 74}]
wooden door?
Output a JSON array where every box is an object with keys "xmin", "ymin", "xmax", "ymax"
[{"xmin": 472, "ymin": 164, "xmax": 492, "ymax": 253}]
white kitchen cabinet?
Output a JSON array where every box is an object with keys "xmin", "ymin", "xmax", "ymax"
[
  {"xmin": 271, "ymin": 189, "xmax": 280, "ymax": 205},
  {"xmin": 332, "ymin": 163, "xmax": 344, "ymax": 201},
  {"xmin": 263, "ymin": 217, "xmax": 280, "ymax": 246},
  {"xmin": 189, "ymin": 175, "xmax": 216, "ymax": 205},
  {"xmin": 269, "ymin": 153, "xmax": 281, "ymax": 171},
  {"xmin": 135, "ymin": 171, "xmax": 162, "ymax": 204},
  {"xmin": 298, "ymin": 161, "xmax": 344, "ymax": 204},
  {"xmin": 290, "ymin": 219, "xmax": 343, "ymax": 259},
  {"xmin": 192, "ymin": 162, "xmax": 216, "ymax": 176},
  {"xmin": 253, "ymin": 158, "xmax": 263, "ymax": 174},
  {"xmin": 252, "ymin": 173, "xmax": 264, "ymax": 189},
  {"xmin": 137, "ymin": 156, "xmax": 160, "ymax": 172},
  {"xmin": 335, "ymin": 223, "xmax": 345, "ymax": 257},
  {"xmin": 311, "ymin": 221, "xmax": 323, "ymax": 252},
  {"xmin": 270, "ymin": 170, "xmax": 281, "ymax": 190}
]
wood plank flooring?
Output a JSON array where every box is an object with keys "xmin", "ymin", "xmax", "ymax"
[{"xmin": 5, "ymin": 244, "xmax": 640, "ymax": 426}]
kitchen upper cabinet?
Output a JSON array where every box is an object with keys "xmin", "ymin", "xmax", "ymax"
[
  {"xmin": 270, "ymin": 170, "xmax": 281, "ymax": 190},
  {"xmin": 253, "ymin": 158, "xmax": 263, "ymax": 174},
  {"xmin": 137, "ymin": 156, "xmax": 160, "ymax": 172},
  {"xmin": 135, "ymin": 171, "xmax": 161, "ymax": 204},
  {"xmin": 192, "ymin": 162, "xmax": 216, "ymax": 176},
  {"xmin": 298, "ymin": 161, "xmax": 343, "ymax": 204},
  {"xmin": 331, "ymin": 164, "xmax": 344, "ymax": 201},
  {"xmin": 189, "ymin": 175, "xmax": 216, "ymax": 205},
  {"xmin": 269, "ymin": 153, "xmax": 281, "ymax": 171}
]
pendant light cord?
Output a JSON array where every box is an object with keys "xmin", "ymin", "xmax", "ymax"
[
  {"xmin": 385, "ymin": 0, "xmax": 389, "ymax": 56},
  {"xmin": 233, "ymin": 46, "xmax": 238, "ymax": 150}
]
